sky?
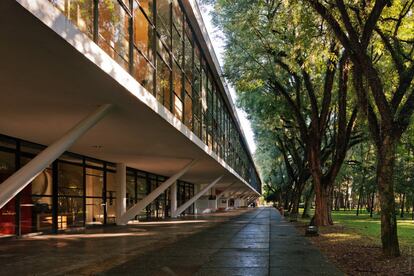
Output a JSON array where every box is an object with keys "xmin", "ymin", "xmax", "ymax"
[{"xmin": 198, "ymin": 3, "xmax": 257, "ymax": 154}]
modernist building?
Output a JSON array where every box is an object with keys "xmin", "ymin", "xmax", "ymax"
[{"xmin": 0, "ymin": 0, "xmax": 261, "ymax": 236}]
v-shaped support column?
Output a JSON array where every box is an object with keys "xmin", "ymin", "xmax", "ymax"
[
  {"xmin": 172, "ymin": 176, "xmax": 223, "ymax": 218},
  {"xmin": 117, "ymin": 160, "xmax": 198, "ymax": 225},
  {"xmin": 216, "ymin": 181, "xmax": 237, "ymax": 200},
  {"xmin": 0, "ymin": 104, "xmax": 113, "ymax": 209}
]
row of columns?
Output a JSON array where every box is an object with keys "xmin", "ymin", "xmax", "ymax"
[
  {"xmin": 114, "ymin": 163, "xmax": 259, "ymax": 224},
  {"xmin": 0, "ymin": 104, "xmax": 260, "ymax": 226}
]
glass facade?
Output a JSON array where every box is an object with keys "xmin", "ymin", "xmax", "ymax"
[
  {"xmin": 47, "ymin": 0, "xmax": 261, "ymax": 193},
  {"xmin": 0, "ymin": 135, "xmax": 194, "ymax": 236}
]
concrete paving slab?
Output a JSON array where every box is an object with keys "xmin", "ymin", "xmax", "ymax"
[
  {"xmin": 195, "ymin": 268, "xmax": 269, "ymax": 276},
  {"xmin": 0, "ymin": 207, "xmax": 343, "ymax": 275}
]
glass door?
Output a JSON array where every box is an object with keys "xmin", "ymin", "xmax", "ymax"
[{"xmin": 85, "ymin": 168, "xmax": 104, "ymax": 225}]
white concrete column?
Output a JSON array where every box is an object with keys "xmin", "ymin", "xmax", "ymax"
[
  {"xmin": 0, "ymin": 104, "xmax": 113, "ymax": 210},
  {"xmin": 173, "ymin": 176, "xmax": 223, "ymax": 217},
  {"xmin": 118, "ymin": 160, "xmax": 197, "ymax": 224},
  {"xmin": 170, "ymin": 182, "xmax": 177, "ymax": 217},
  {"xmin": 116, "ymin": 163, "xmax": 127, "ymax": 225}
]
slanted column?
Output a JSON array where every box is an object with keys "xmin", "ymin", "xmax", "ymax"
[
  {"xmin": 248, "ymin": 196, "xmax": 259, "ymax": 205},
  {"xmin": 216, "ymin": 181, "xmax": 237, "ymax": 200},
  {"xmin": 116, "ymin": 163, "xmax": 127, "ymax": 225},
  {"xmin": 118, "ymin": 160, "xmax": 197, "ymax": 224},
  {"xmin": 0, "ymin": 104, "xmax": 113, "ymax": 210},
  {"xmin": 227, "ymin": 190, "xmax": 238, "ymax": 199},
  {"xmin": 170, "ymin": 182, "xmax": 177, "ymax": 217},
  {"xmin": 173, "ymin": 176, "xmax": 223, "ymax": 218}
]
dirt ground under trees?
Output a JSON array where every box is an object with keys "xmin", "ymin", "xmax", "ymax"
[{"xmin": 292, "ymin": 221, "xmax": 413, "ymax": 275}]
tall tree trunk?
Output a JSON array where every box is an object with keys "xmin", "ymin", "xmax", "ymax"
[
  {"xmin": 345, "ymin": 180, "xmax": 350, "ymax": 210},
  {"xmin": 302, "ymin": 185, "xmax": 314, "ymax": 218},
  {"xmin": 291, "ymin": 184, "xmax": 304, "ymax": 216},
  {"xmin": 412, "ymin": 196, "xmax": 414, "ymax": 220},
  {"xmin": 400, "ymin": 193, "xmax": 405, "ymax": 218},
  {"xmin": 370, "ymin": 191, "xmax": 375, "ymax": 218},
  {"xmin": 313, "ymin": 177, "xmax": 333, "ymax": 226},
  {"xmin": 356, "ymin": 186, "xmax": 363, "ymax": 216},
  {"xmin": 377, "ymin": 137, "xmax": 400, "ymax": 257},
  {"xmin": 283, "ymin": 188, "xmax": 290, "ymax": 210}
]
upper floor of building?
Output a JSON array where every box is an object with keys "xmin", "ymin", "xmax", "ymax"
[{"xmin": 1, "ymin": 0, "xmax": 261, "ymax": 194}]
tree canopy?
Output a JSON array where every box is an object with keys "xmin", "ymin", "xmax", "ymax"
[{"xmin": 204, "ymin": 0, "xmax": 414, "ymax": 257}]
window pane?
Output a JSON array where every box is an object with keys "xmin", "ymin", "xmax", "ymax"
[
  {"xmin": 0, "ymin": 151, "xmax": 16, "ymax": 235},
  {"xmin": 134, "ymin": 52, "xmax": 154, "ymax": 93},
  {"xmin": 98, "ymin": 0, "xmax": 130, "ymax": 70},
  {"xmin": 49, "ymin": 0, "xmax": 94, "ymax": 38},
  {"xmin": 194, "ymin": 117, "xmax": 201, "ymax": 138},
  {"xmin": 126, "ymin": 174, "xmax": 136, "ymax": 207},
  {"xmin": 172, "ymin": 0, "xmax": 183, "ymax": 31},
  {"xmin": 136, "ymin": 0, "xmax": 153, "ymax": 20},
  {"xmin": 184, "ymin": 91, "xmax": 192, "ymax": 128},
  {"xmin": 137, "ymin": 176, "xmax": 147, "ymax": 198},
  {"xmin": 58, "ymin": 162, "xmax": 83, "ymax": 197},
  {"xmin": 184, "ymin": 31, "xmax": 193, "ymax": 80},
  {"xmin": 173, "ymin": 61, "xmax": 182, "ymax": 99},
  {"xmin": 31, "ymin": 168, "xmax": 53, "ymax": 196},
  {"xmin": 157, "ymin": 42, "xmax": 170, "ymax": 66},
  {"xmin": 86, "ymin": 197, "xmax": 104, "ymax": 224},
  {"xmin": 156, "ymin": 56, "xmax": 171, "ymax": 109},
  {"xmin": 86, "ymin": 168, "xmax": 103, "ymax": 197},
  {"xmin": 156, "ymin": 0, "xmax": 171, "ymax": 47},
  {"xmin": 172, "ymin": 26, "xmax": 183, "ymax": 64},
  {"xmin": 106, "ymin": 172, "xmax": 117, "ymax": 223},
  {"xmin": 58, "ymin": 196, "xmax": 84, "ymax": 229},
  {"xmin": 193, "ymin": 68, "xmax": 200, "ymax": 96},
  {"xmin": 32, "ymin": 195, "xmax": 53, "ymax": 232},
  {"xmin": 133, "ymin": 6, "xmax": 154, "ymax": 62},
  {"xmin": 174, "ymin": 95, "xmax": 183, "ymax": 121}
]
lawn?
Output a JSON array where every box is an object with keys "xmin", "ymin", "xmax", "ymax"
[{"xmin": 298, "ymin": 208, "xmax": 414, "ymax": 247}]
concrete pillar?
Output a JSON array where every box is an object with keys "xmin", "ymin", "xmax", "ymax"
[
  {"xmin": 170, "ymin": 182, "xmax": 177, "ymax": 216},
  {"xmin": 118, "ymin": 160, "xmax": 197, "ymax": 224},
  {"xmin": 116, "ymin": 163, "xmax": 127, "ymax": 225},
  {"xmin": 216, "ymin": 181, "xmax": 237, "ymax": 200},
  {"xmin": 173, "ymin": 176, "xmax": 223, "ymax": 217},
  {"xmin": 0, "ymin": 104, "xmax": 113, "ymax": 210}
]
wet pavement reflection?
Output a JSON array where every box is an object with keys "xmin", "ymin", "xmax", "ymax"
[{"xmin": 0, "ymin": 207, "xmax": 342, "ymax": 275}]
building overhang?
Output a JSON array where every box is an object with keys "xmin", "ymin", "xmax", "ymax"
[{"xmin": 0, "ymin": 0, "xmax": 260, "ymax": 195}]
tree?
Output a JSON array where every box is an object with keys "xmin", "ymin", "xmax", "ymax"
[
  {"xmin": 208, "ymin": 0, "xmax": 360, "ymax": 226},
  {"xmin": 305, "ymin": 0, "xmax": 414, "ymax": 257}
]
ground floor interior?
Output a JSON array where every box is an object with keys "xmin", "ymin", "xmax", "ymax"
[
  {"xmin": 0, "ymin": 134, "xmax": 197, "ymax": 236},
  {"xmin": 0, "ymin": 133, "xmax": 255, "ymax": 237}
]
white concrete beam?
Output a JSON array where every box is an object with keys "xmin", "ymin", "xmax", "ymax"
[
  {"xmin": 118, "ymin": 160, "xmax": 197, "ymax": 224},
  {"xmin": 0, "ymin": 104, "xmax": 113, "ymax": 210},
  {"xmin": 173, "ymin": 176, "xmax": 223, "ymax": 217}
]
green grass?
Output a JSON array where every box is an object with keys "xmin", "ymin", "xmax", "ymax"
[{"xmin": 298, "ymin": 208, "xmax": 414, "ymax": 247}]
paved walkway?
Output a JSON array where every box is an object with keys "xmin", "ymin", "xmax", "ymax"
[
  {"xmin": 104, "ymin": 207, "xmax": 342, "ymax": 275},
  {"xmin": 0, "ymin": 207, "xmax": 342, "ymax": 275}
]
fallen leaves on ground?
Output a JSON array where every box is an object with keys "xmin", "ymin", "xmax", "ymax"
[{"xmin": 292, "ymin": 222, "xmax": 414, "ymax": 275}]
